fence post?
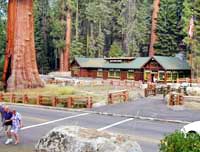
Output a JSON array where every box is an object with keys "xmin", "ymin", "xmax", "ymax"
[
  {"xmin": 124, "ymin": 91, "xmax": 128, "ymax": 102},
  {"xmin": 10, "ymin": 93, "xmax": 15, "ymax": 103},
  {"xmin": 0, "ymin": 93, "xmax": 3, "ymax": 102},
  {"xmin": 86, "ymin": 97, "xmax": 93, "ymax": 108},
  {"xmin": 23, "ymin": 94, "xmax": 29, "ymax": 104},
  {"xmin": 37, "ymin": 95, "xmax": 42, "ymax": 105},
  {"xmin": 67, "ymin": 97, "xmax": 73, "ymax": 108},
  {"xmin": 52, "ymin": 96, "xmax": 57, "ymax": 107},
  {"xmin": 108, "ymin": 93, "xmax": 112, "ymax": 104}
]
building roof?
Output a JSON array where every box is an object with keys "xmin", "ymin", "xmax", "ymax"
[
  {"xmin": 75, "ymin": 57, "xmax": 105, "ymax": 68},
  {"xmin": 74, "ymin": 56, "xmax": 191, "ymax": 70},
  {"xmin": 153, "ymin": 56, "xmax": 191, "ymax": 70}
]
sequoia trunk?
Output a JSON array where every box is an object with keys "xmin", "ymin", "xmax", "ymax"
[
  {"xmin": 3, "ymin": 0, "xmax": 44, "ymax": 91},
  {"xmin": 60, "ymin": 9, "xmax": 71, "ymax": 72},
  {"xmin": 149, "ymin": 0, "xmax": 160, "ymax": 56}
]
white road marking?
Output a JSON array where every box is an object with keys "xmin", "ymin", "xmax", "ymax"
[
  {"xmin": 21, "ymin": 113, "xmax": 90, "ymax": 130},
  {"xmin": 97, "ymin": 118, "xmax": 134, "ymax": 131}
]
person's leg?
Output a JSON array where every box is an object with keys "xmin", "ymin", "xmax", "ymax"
[
  {"xmin": 6, "ymin": 125, "xmax": 12, "ymax": 138},
  {"xmin": 12, "ymin": 128, "xmax": 20, "ymax": 144},
  {"xmin": 5, "ymin": 125, "xmax": 12, "ymax": 144}
]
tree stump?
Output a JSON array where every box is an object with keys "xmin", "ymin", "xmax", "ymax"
[{"xmin": 3, "ymin": 0, "xmax": 44, "ymax": 91}]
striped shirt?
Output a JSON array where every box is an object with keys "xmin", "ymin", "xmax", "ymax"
[{"xmin": 12, "ymin": 112, "xmax": 22, "ymax": 128}]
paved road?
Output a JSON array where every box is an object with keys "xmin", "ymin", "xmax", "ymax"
[{"xmin": 0, "ymin": 96, "xmax": 199, "ymax": 152}]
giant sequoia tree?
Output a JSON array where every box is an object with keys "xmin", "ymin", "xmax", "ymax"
[{"xmin": 3, "ymin": 0, "xmax": 44, "ymax": 91}]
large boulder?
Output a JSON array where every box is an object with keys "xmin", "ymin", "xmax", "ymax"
[{"xmin": 35, "ymin": 126, "xmax": 143, "ymax": 152}]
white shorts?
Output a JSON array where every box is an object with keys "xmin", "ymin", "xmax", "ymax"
[{"xmin": 11, "ymin": 127, "xmax": 20, "ymax": 134}]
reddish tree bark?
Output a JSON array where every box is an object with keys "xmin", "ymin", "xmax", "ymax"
[
  {"xmin": 2, "ymin": 0, "xmax": 44, "ymax": 91},
  {"xmin": 149, "ymin": 0, "xmax": 160, "ymax": 56},
  {"xmin": 60, "ymin": 9, "xmax": 71, "ymax": 72}
]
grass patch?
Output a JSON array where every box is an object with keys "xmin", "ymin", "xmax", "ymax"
[{"xmin": 14, "ymin": 84, "xmax": 76, "ymax": 96}]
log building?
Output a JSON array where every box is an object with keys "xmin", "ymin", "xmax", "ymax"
[{"xmin": 71, "ymin": 56, "xmax": 191, "ymax": 82}]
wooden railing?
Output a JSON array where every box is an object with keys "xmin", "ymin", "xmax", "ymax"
[
  {"xmin": 46, "ymin": 79, "xmax": 143, "ymax": 88},
  {"xmin": 169, "ymin": 92, "xmax": 184, "ymax": 106},
  {"xmin": 108, "ymin": 90, "xmax": 129, "ymax": 104},
  {"xmin": 144, "ymin": 83, "xmax": 156, "ymax": 97},
  {"xmin": 0, "ymin": 93, "xmax": 93, "ymax": 108}
]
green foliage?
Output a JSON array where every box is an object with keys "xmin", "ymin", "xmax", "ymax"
[
  {"xmin": 119, "ymin": 0, "xmax": 152, "ymax": 56},
  {"xmin": 0, "ymin": 0, "xmax": 7, "ymax": 78},
  {"xmin": 108, "ymin": 42, "xmax": 123, "ymax": 57},
  {"xmin": 160, "ymin": 131, "xmax": 200, "ymax": 152},
  {"xmin": 182, "ymin": 0, "xmax": 200, "ymax": 77},
  {"xmin": 154, "ymin": 0, "xmax": 185, "ymax": 56},
  {"xmin": 71, "ymin": 39, "xmax": 85, "ymax": 59},
  {"xmin": 34, "ymin": 0, "xmax": 51, "ymax": 74}
]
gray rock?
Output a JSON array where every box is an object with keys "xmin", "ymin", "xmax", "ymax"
[
  {"xmin": 35, "ymin": 126, "xmax": 143, "ymax": 152},
  {"xmin": 186, "ymin": 87, "xmax": 200, "ymax": 96}
]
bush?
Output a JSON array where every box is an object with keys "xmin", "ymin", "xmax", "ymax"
[{"xmin": 160, "ymin": 131, "xmax": 200, "ymax": 152}]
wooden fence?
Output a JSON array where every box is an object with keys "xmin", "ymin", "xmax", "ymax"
[
  {"xmin": 46, "ymin": 79, "xmax": 142, "ymax": 88},
  {"xmin": 0, "ymin": 93, "xmax": 93, "ymax": 108},
  {"xmin": 144, "ymin": 83, "xmax": 156, "ymax": 97},
  {"xmin": 108, "ymin": 90, "xmax": 129, "ymax": 104},
  {"xmin": 168, "ymin": 92, "xmax": 184, "ymax": 105}
]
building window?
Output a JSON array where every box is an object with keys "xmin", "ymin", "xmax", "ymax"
[
  {"xmin": 172, "ymin": 72, "xmax": 178, "ymax": 81},
  {"xmin": 108, "ymin": 70, "xmax": 120, "ymax": 78},
  {"xmin": 179, "ymin": 72, "xmax": 186, "ymax": 78},
  {"xmin": 144, "ymin": 71, "xmax": 151, "ymax": 81},
  {"xmin": 158, "ymin": 71, "xmax": 165, "ymax": 81},
  {"xmin": 97, "ymin": 69, "xmax": 103, "ymax": 77},
  {"xmin": 127, "ymin": 71, "xmax": 134, "ymax": 80},
  {"xmin": 166, "ymin": 71, "xmax": 172, "ymax": 81}
]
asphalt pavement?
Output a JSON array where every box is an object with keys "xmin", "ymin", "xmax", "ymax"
[{"xmin": 0, "ymin": 96, "xmax": 199, "ymax": 152}]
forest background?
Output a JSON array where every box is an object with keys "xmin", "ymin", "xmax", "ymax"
[{"xmin": 0, "ymin": 0, "xmax": 199, "ymax": 76}]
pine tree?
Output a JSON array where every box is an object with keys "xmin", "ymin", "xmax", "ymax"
[
  {"xmin": 154, "ymin": 0, "xmax": 185, "ymax": 56},
  {"xmin": 108, "ymin": 42, "xmax": 123, "ymax": 57},
  {"xmin": 34, "ymin": 0, "xmax": 51, "ymax": 74},
  {"xmin": 114, "ymin": 0, "xmax": 152, "ymax": 57},
  {"xmin": 181, "ymin": 0, "xmax": 200, "ymax": 77},
  {"xmin": 191, "ymin": 0, "xmax": 200, "ymax": 77},
  {"xmin": 85, "ymin": 0, "xmax": 112, "ymax": 57}
]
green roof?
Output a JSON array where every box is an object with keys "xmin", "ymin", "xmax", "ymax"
[
  {"xmin": 153, "ymin": 56, "xmax": 191, "ymax": 70},
  {"xmin": 75, "ymin": 57, "xmax": 105, "ymax": 68},
  {"xmin": 130, "ymin": 57, "xmax": 150, "ymax": 69},
  {"xmin": 74, "ymin": 56, "xmax": 190, "ymax": 70}
]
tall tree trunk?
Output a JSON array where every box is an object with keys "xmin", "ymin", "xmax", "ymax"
[
  {"xmin": 149, "ymin": 0, "xmax": 160, "ymax": 56},
  {"xmin": 3, "ymin": 0, "xmax": 44, "ymax": 91},
  {"xmin": 59, "ymin": 50, "xmax": 64, "ymax": 71},
  {"xmin": 63, "ymin": 9, "xmax": 71, "ymax": 71},
  {"xmin": 75, "ymin": 0, "xmax": 79, "ymax": 41}
]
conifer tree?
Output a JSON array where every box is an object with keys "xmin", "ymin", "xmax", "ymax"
[
  {"xmin": 34, "ymin": 0, "xmax": 51, "ymax": 74},
  {"xmin": 154, "ymin": 0, "xmax": 185, "ymax": 56}
]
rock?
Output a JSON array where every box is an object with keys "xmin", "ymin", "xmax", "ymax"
[
  {"xmin": 186, "ymin": 87, "xmax": 200, "ymax": 96},
  {"xmin": 35, "ymin": 126, "xmax": 143, "ymax": 152}
]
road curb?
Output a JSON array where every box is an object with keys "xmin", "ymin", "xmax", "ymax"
[{"xmin": 4, "ymin": 102, "xmax": 191, "ymax": 125}]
